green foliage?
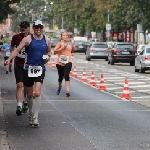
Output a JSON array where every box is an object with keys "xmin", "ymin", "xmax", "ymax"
[
  {"xmin": 11, "ymin": 0, "xmax": 47, "ymax": 32},
  {"xmin": 0, "ymin": 0, "xmax": 20, "ymax": 22},
  {"xmin": 9, "ymin": 0, "xmax": 150, "ymax": 34}
]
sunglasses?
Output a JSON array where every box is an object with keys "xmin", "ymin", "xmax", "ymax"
[
  {"xmin": 20, "ymin": 26, "xmax": 28, "ymax": 29},
  {"xmin": 33, "ymin": 25, "xmax": 43, "ymax": 29}
]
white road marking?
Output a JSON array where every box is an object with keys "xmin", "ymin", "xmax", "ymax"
[
  {"xmin": 115, "ymin": 91, "xmax": 135, "ymax": 93},
  {"xmin": 107, "ymin": 87, "xmax": 123, "ymax": 90},
  {"xmin": 129, "ymin": 85, "xmax": 150, "ymax": 88},
  {"xmin": 137, "ymin": 90, "xmax": 150, "ymax": 92},
  {"xmin": 131, "ymin": 96, "xmax": 150, "ymax": 99},
  {"xmin": 102, "ymin": 77, "xmax": 125, "ymax": 79},
  {"xmin": 116, "ymin": 82, "xmax": 145, "ymax": 85}
]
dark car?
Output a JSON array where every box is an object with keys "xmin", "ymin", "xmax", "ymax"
[
  {"xmin": 50, "ymin": 37, "xmax": 59, "ymax": 47},
  {"xmin": 108, "ymin": 42, "xmax": 137, "ymax": 66},
  {"xmin": 74, "ymin": 41, "xmax": 87, "ymax": 53},
  {"xmin": 85, "ymin": 42, "xmax": 108, "ymax": 61}
]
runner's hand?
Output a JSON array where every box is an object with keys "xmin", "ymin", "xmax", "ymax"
[
  {"xmin": 5, "ymin": 59, "xmax": 10, "ymax": 65},
  {"xmin": 45, "ymin": 57, "xmax": 50, "ymax": 63}
]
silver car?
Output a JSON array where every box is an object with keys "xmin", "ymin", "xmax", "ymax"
[
  {"xmin": 135, "ymin": 46, "xmax": 150, "ymax": 73},
  {"xmin": 85, "ymin": 42, "xmax": 108, "ymax": 61}
]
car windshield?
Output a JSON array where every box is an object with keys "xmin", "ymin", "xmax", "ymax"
[
  {"xmin": 75, "ymin": 41, "xmax": 85, "ymax": 45},
  {"xmin": 146, "ymin": 48, "xmax": 150, "ymax": 53},
  {"xmin": 117, "ymin": 44, "xmax": 133, "ymax": 49},
  {"xmin": 51, "ymin": 38, "xmax": 59, "ymax": 42},
  {"xmin": 92, "ymin": 44, "xmax": 108, "ymax": 48}
]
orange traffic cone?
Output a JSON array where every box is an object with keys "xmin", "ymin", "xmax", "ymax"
[
  {"xmin": 89, "ymin": 71, "xmax": 96, "ymax": 86},
  {"xmin": 72, "ymin": 66, "xmax": 78, "ymax": 78},
  {"xmin": 81, "ymin": 68, "xmax": 88, "ymax": 82},
  {"xmin": 98, "ymin": 74, "xmax": 106, "ymax": 90},
  {"xmin": 121, "ymin": 79, "xmax": 131, "ymax": 99},
  {"xmin": 46, "ymin": 61, "xmax": 51, "ymax": 67}
]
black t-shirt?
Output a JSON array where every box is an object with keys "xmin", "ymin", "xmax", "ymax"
[{"xmin": 0, "ymin": 42, "xmax": 3, "ymax": 50}]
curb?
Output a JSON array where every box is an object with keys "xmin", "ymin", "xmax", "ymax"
[{"xmin": 0, "ymin": 88, "xmax": 10, "ymax": 150}]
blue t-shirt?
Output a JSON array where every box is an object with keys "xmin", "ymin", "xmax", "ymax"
[{"xmin": 1, "ymin": 44, "xmax": 11, "ymax": 58}]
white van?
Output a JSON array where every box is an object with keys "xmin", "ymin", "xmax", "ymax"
[{"xmin": 73, "ymin": 36, "xmax": 87, "ymax": 42}]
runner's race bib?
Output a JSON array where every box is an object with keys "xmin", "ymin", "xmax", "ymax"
[
  {"xmin": 28, "ymin": 66, "xmax": 42, "ymax": 77},
  {"xmin": 59, "ymin": 55, "xmax": 69, "ymax": 64},
  {"xmin": 17, "ymin": 48, "xmax": 25, "ymax": 58},
  {"xmin": 6, "ymin": 52, "xmax": 10, "ymax": 57}
]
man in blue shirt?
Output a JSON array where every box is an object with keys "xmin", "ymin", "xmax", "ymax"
[{"xmin": 1, "ymin": 40, "xmax": 12, "ymax": 74}]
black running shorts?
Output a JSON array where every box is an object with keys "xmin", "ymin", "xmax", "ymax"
[
  {"xmin": 23, "ymin": 69, "xmax": 45, "ymax": 87},
  {"xmin": 14, "ymin": 64, "xmax": 24, "ymax": 84}
]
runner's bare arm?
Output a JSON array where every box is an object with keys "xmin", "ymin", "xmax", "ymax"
[
  {"xmin": 46, "ymin": 37, "xmax": 52, "ymax": 57},
  {"xmin": 71, "ymin": 44, "xmax": 76, "ymax": 53},
  {"xmin": 6, "ymin": 37, "xmax": 28, "ymax": 62},
  {"xmin": 54, "ymin": 42, "xmax": 64, "ymax": 54}
]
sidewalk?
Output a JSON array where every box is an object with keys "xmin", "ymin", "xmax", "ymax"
[{"xmin": 0, "ymin": 86, "xmax": 10, "ymax": 150}]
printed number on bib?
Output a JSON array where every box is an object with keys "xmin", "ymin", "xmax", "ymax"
[
  {"xmin": 6, "ymin": 52, "xmax": 10, "ymax": 57},
  {"xmin": 18, "ymin": 48, "xmax": 25, "ymax": 58},
  {"xmin": 28, "ymin": 66, "xmax": 42, "ymax": 77},
  {"xmin": 59, "ymin": 55, "xmax": 69, "ymax": 64}
]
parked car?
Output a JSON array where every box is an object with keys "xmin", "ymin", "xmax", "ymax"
[
  {"xmin": 50, "ymin": 37, "xmax": 59, "ymax": 47},
  {"xmin": 135, "ymin": 46, "xmax": 150, "ymax": 73},
  {"xmin": 136, "ymin": 44, "xmax": 147, "ymax": 54},
  {"xmin": 85, "ymin": 42, "xmax": 108, "ymax": 61},
  {"xmin": 74, "ymin": 40, "xmax": 87, "ymax": 53},
  {"xmin": 108, "ymin": 42, "xmax": 137, "ymax": 66}
]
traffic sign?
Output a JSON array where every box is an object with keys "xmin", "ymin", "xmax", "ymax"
[{"xmin": 106, "ymin": 24, "xmax": 111, "ymax": 30}]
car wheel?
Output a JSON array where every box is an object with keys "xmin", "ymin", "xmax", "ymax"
[
  {"xmin": 105, "ymin": 57, "xmax": 108, "ymax": 61},
  {"xmin": 139, "ymin": 63, "xmax": 145, "ymax": 73},
  {"xmin": 86, "ymin": 55, "xmax": 91, "ymax": 61},
  {"xmin": 110, "ymin": 59, "xmax": 114, "ymax": 65},
  {"xmin": 130, "ymin": 62, "xmax": 135, "ymax": 66},
  {"xmin": 134, "ymin": 66, "xmax": 139, "ymax": 72}
]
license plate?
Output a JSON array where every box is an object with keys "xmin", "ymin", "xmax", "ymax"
[{"xmin": 122, "ymin": 51, "xmax": 130, "ymax": 54}]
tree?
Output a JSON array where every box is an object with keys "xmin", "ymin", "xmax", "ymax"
[
  {"xmin": 0, "ymin": 0, "xmax": 20, "ymax": 22},
  {"xmin": 11, "ymin": 0, "xmax": 47, "ymax": 32}
]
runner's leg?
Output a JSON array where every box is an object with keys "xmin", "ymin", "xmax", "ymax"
[
  {"xmin": 56, "ymin": 64, "xmax": 64, "ymax": 95},
  {"xmin": 64, "ymin": 62, "xmax": 72, "ymax": 97},
  {"xmin": 14, "ymin": 65, "xmax": 25, "ymax": 115},
  {"xmin": 32, "ymin": 82, "xmax": 42, "ymax": 119}
]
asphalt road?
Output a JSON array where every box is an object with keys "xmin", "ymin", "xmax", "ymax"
[{"xmin": 1, "ymin": 53, "xmax": 150, "ymax": 150}]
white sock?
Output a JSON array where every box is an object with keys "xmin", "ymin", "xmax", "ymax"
[
  {"xmin": 26, "ymin": 97, "xmax": 33, "ymax": 116},
  {"xmin": 17, "ymin": 102, "xmax": 22, "ymax": 108},
  {"xmin": 23, "ymin": 98, "xmax": 27, "ymax": 103},
  {"xmin": 33, "ymin": 96, "xmax": 41, "ymax": 118}
]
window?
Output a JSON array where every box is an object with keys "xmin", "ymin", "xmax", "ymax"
[
  {"xmin": 75, "ymin": 41, "xmax": 85, "ymax": 46},
  {"xmin": 92, "ymin": 44, "xmax": 108, "ymax": 48},
  {"xmin": 146, "ymin": 48, "xmax": 150, "ymax": 53},
  {"xmin": 117, "ymin": 44, "xmax": 134, "ymax": 49}
]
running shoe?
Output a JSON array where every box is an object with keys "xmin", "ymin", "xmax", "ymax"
[
  {"xmin": 56, "ymin": 88, "xmax": 61, "ymax": 95},
  {"xmin": 66, "ymin": 92, "xmax": 70, "ymax": 98},
  {"xmin": 29, "ymin": 115, "xmax": 33, "ymax": 126},
  {"xmin": 22, "ymin": 102, "xmax": 28, "ymax": 113},
  {"xmin": 32, "ymin": 117, "xmax": 39, "ymax": 127},
  {"xmin": 16, "ymin": 106, "xmax": 22, "ymax": 116},
  {"xmin": 6, "ymin": 71, "xmax": 8, "ymax": 74}
]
